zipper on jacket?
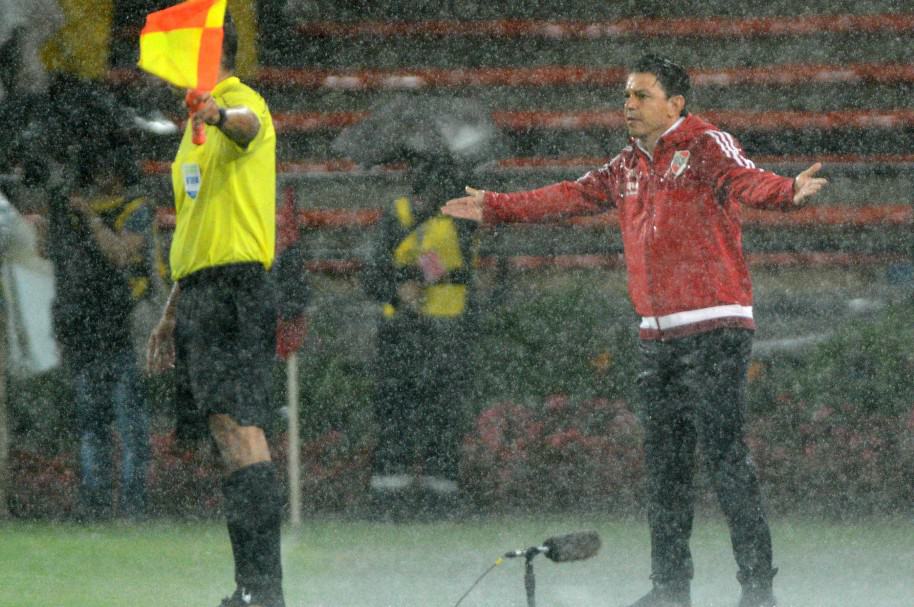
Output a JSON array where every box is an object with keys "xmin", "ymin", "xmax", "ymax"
[{"xmin": 641, "ymin": 147, "xmax": 662, "ymax": 339}]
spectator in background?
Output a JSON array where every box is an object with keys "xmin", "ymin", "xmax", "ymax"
[
  {"xmin": 145, "ymin": 12, "xmax": 286, "ymax": 607},
  {"xmin": 39, "ymin": 0, "xmax": 111, "ymax": 82},
  {"xmin": 362, "ymin": 154, "xmax": 478, "ymax": 517},
  {"xmin": 0, "ymin": 0, "xmax": 62, "ymax": 174},
  {"xmin": 40, "ymin": 80, "xmax": 153, "ymax": 520},
  {"xmin": 442, "ymin": 54, "xmax": 828, "ymax": 607},
  {"xmin": 0, "ymin": 0, "xmax": 63, "ymax": 101}
]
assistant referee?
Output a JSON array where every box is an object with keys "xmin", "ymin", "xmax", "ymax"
[{"xmin": 146, "ymin": 14, "xmax": 285, "ymax": 607}]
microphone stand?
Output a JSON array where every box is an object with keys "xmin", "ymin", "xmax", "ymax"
[
  {"xmin": 518, "ymin": 545, "xmax": 546, "ymax": 607},
  {"xmin": 524, "ymin": 550, "xmax": 537, "ymax": 607},
  {"xmin": 454, "ymin": 533, "xmax": 599, "ymax": 607}
]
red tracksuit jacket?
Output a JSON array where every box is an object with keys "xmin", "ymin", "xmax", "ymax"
[{"xmin": 483, "ymin": 113, "xmax": 797, "ymax": 340}]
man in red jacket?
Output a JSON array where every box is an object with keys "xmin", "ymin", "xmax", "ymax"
[{"xmin": 442, "ymin": 54, "xmax": 827, "ymax": 607}]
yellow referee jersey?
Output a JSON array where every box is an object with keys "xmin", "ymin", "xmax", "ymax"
[{"xmin": 169, "ymin": 76, "xmax": 276, "ymax": 281}]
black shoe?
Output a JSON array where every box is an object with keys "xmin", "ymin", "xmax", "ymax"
[
  {"xmin": 738, "ymin": 582, "xmax": 777, "ymax": 607},
  {"xmin": 627, "ymin": 580, "xmax": 691, "ymax": 607},
  {"xmin": 218, "ymin": 587, "xmax": 285, "ymax": 607},
  {"xmin": 738, "ymin": 590, "xmax": 777, "ymax": 607},
  {"xmin": 737, "ymin": 568, "xmax": 778, "ymax": 607}
]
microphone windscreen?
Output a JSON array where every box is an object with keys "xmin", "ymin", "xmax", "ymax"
[{"xmin": 543, "ymin": 531, "xmax": 601, "ymax": 562}]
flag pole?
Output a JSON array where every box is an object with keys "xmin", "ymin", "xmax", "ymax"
[
  {"xmin": 286, "ymin": 351, "xmax": 302, "ymax": 526},
  {"xmin": 0, "ymin": 297, "xmax": 8, "ymax": 519},
  {"xmin": 185, "ymin": 90, "xmax": 208, "ymax": 145}
]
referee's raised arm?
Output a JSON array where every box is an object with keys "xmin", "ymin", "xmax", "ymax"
[{"xmin": 189, "ymin": 92, "xmax": 260, "ymax": 148}]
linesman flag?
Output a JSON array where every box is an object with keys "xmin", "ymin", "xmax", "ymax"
[{"xmin": 138, "ymin": 0, "xmax": 226, "ymax": 91}]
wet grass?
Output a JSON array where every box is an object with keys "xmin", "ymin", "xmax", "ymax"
[{"xmin": 0, "ymin": 515, "xmax": 911, "ymax": 607}]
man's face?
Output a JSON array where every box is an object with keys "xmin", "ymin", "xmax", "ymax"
[{"xmin": 623, "ymin": 72, "xmax": 682, "ymax": 142}]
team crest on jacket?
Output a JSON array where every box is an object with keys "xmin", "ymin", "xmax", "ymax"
[{"xmin": 669, "ymin": 150, "xmax": 690, "ymax": 177}]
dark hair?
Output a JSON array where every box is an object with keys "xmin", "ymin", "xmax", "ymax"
[
  {"xmin": 222, "ymin": 9, "xmax": 237, "ymax": 71},
  {"xmin": 629, "ymin": 54, "xmax": 691, "ymax": 115}
]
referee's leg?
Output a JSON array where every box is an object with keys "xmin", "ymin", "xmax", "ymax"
[{"xmin": 210, "ymin": 414, "xmax": 285, "ymax": 607}]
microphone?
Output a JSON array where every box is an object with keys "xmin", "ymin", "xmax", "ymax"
[
  {"xmin": 543, "ymin": 531, "xmax": 601, "ymax": 562},
  {"xmin": 503, "ymin": 531, "xmax": 601, "ymax": 562}
]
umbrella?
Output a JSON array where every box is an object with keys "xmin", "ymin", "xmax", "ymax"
[{"xmin": 331, "ymin": 93, "xmax": 505, "ymax": 167}]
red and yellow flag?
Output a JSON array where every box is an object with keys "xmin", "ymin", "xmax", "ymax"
[{"xmin": 138, "ymin": 0, "xmax": 226, "ymax": 91}]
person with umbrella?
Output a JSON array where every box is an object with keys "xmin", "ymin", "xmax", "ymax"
[{"xmin": 334, "ymin": 95, "xmax": 499, "ymax": 516}]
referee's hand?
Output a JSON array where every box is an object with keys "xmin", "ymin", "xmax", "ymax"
[
  {"xmin": 188, "ymin": 92, "xmax": 221, "ymax": 129},
  {"xmin": 146, "ymin": 316, "xmax": 176, "ymax": 374}
]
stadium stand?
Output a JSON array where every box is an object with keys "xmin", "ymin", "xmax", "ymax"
[
  {"xmin": 113, "ymin": 7, "xmax": 914, "ymax": 201},
  {"xmin": 103, "ymin": 2, "xmax": 914, "ymax": 345}
]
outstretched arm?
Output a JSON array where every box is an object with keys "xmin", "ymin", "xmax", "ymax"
[
  {"xmin": 705, "ymin": 131, "xmax": 828, "ymax": 210},
  {"xmin": 442, "ymin": 170, "xmax": 615, "ymax": 225}
]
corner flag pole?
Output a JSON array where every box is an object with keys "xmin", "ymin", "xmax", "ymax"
[
  {"xmin": 287, "ymin": 351, "xmax": 302, "ymax": 526},
  {"xmin": 0, "ymin": 305, "xmax": 8, "ymax": 519}
]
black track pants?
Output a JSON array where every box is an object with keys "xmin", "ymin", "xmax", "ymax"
[{"xmin": 636, "ymin": 328, "xmax": 773, "ymax": 583}]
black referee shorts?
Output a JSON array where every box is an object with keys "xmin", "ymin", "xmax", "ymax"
[{"xmin": 174, "ymin": 262, "xmax": 277, "ymax": 435}]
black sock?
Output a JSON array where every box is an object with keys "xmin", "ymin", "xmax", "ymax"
[{"xmin": 222, "ymin": 462, "xmax": 284, "ymax": 603}]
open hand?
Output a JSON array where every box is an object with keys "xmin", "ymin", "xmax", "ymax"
[
  {"xmin": 793, "ymin": 162, "xmax": 828, "ymax": 206},
  {"xmin": 441, "ymin": 186, "xmax": 485, "ymax": 222}
]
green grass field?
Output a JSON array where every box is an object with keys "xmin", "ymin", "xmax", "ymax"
[{"xmin": 1, "ymin": 515, "xmax": 911, "ymax": 607}]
